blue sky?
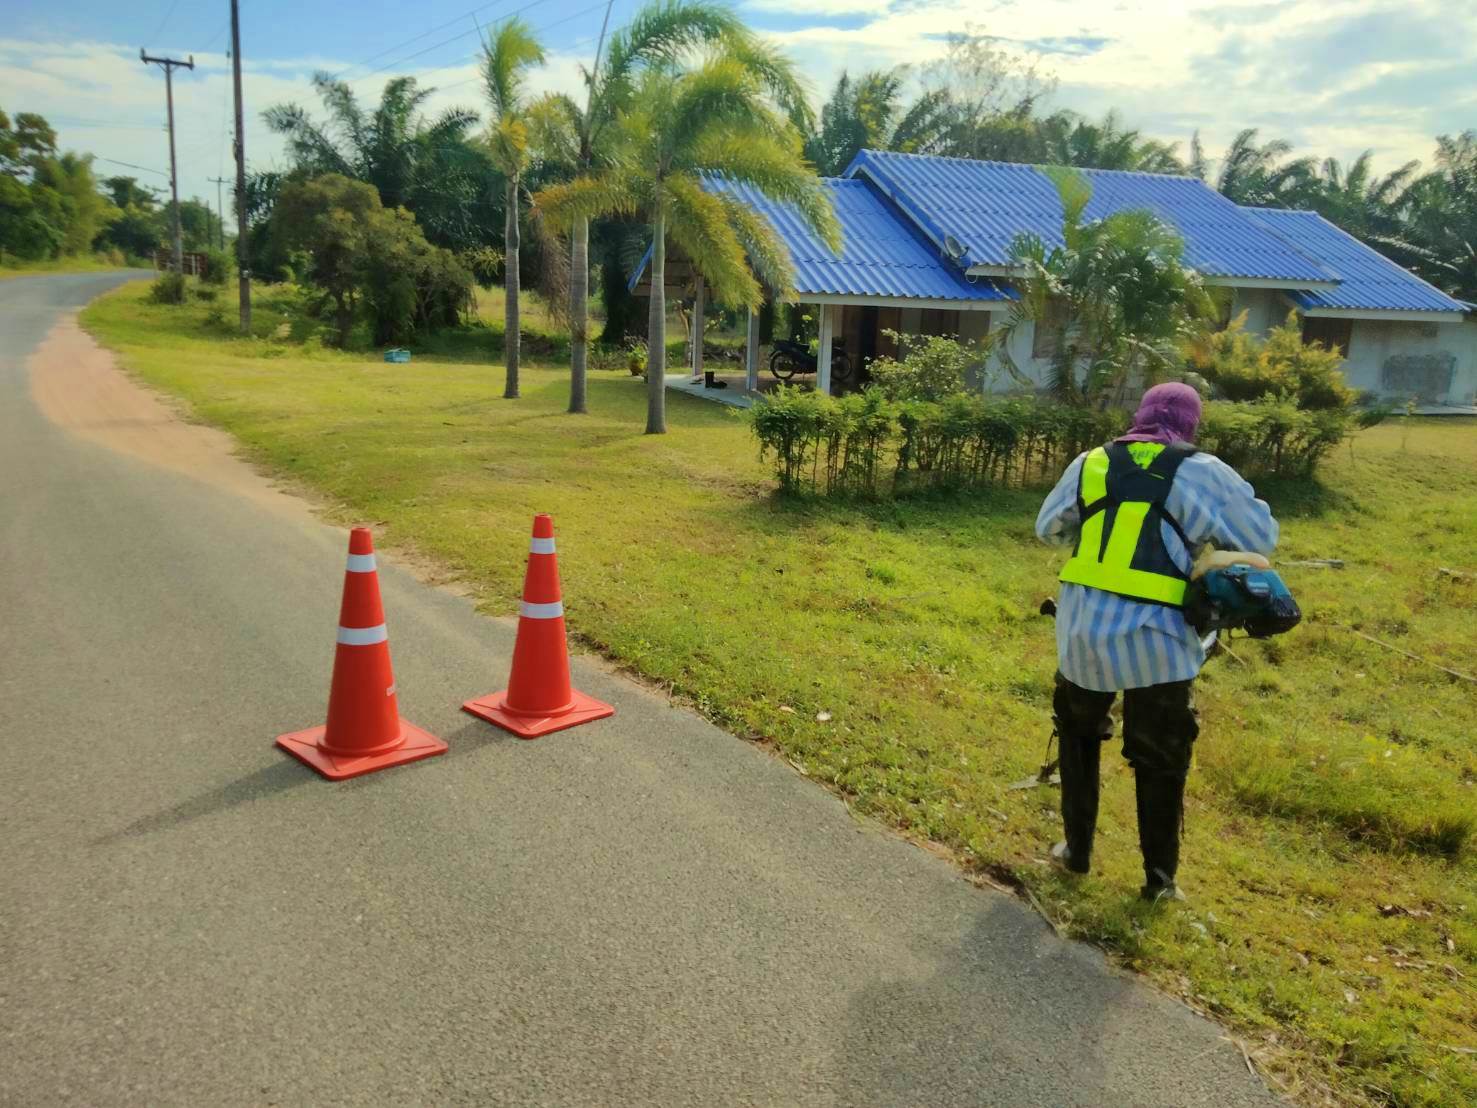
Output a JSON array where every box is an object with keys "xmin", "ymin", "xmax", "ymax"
[{"xmin": 3, "ymin": 0, "xmax": 1475, "ymax": 213}]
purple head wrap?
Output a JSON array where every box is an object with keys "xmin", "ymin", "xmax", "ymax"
[{"xmin": 1117, "ymin": 382, "xmax": 1202, "ymax": 445}]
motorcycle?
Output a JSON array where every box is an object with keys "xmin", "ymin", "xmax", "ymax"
[{"xmin": 768, "ymin": 338, "xmax": 854, "ymax": 384}]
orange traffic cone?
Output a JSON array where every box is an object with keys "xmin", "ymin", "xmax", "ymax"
[
  {"xmin": 463, "ymin": 514, "xmax": 614, "ymax": 738},
  {"xmin": 276, "ymin": 528, "xmax": 447, "ymax": 779}
]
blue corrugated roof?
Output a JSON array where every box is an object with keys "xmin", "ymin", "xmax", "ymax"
[
  {"xmin": 1242, "ymin": 207, "xmax": 1468, "ymax": 315},
  {"xmin": 843, "ymin": 150, "xmax": 1339, "ymax": 286},
  {"xmin": 713, "ymin": 177, "xmax": 1010, "ymax": 302},
  {"xmin": 628, "ymin": 177, "xmax": 1012, "ymax": 303}
]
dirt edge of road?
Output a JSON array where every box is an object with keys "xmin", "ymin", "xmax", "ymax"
[{"xmin": 30, "ymin": 312, "xmax": 319, "ymax": 523}]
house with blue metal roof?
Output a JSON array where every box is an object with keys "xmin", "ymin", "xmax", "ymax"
[{"xmin": 632, "ymin": 150, "xmax": 1475, "ymax": 408}]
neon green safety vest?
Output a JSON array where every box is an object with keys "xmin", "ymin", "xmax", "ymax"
[{"xmin": 1059, "ymin": 441, "xmax": 1198, "ymax": 607}]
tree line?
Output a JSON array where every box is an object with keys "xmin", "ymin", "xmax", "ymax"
[{"xmin": 1, "ymin": 108, "xmax": 225, "ymax": 265}]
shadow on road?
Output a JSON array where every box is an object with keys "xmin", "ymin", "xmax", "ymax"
[
  {"xmin": 91, "ymin": 759, "xmax": 315, "ymax": 845},
  {"xmin": 838, "ymin": 901, "xmax": 1126, "ymax": 1107}
]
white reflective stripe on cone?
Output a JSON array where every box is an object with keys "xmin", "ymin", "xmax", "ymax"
[
  {"xmin": 337, "ymin": 623, "xmax": 389, "ymax": 646},
  {"xmin": 519, "ymin": 600, "xmax": 564, "ymax": 620},
  {"xmin": 345, "ymin": 553, "xmax": 377, "ymax": 573},
  {"xmin": 529, "ymin": 537, "xmax": 556, "ymax": 555}
]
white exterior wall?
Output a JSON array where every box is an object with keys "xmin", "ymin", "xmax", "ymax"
[
  {"xmin": 1230, "ymin": 287, "xmax": 1285, "ymax": 333},
  {"xmin": 1343, "ymin": 316, "xmax": 1477, "ymax": 406}
]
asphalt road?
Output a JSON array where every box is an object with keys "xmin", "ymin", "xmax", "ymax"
[{"xmin": 1, "ymin": 273, "xmax": 1282, "ymax": 1106}]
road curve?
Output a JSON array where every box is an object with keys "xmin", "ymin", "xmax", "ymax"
[{"xmin": 1, "ymin": 273, "xmax": 1282, "ymax": 1107}]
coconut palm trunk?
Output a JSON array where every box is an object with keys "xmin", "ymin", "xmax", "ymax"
[
  {"xmin": 568, "ymin": 215, "xmax": 590, "ymax": 413},
  {"xmin": 504, "ymin": 174, "xmax": 521, "ymax": 398},
  {"xmin": 645, "ymin": 214, "xmax": 666, "ymax": 434}
]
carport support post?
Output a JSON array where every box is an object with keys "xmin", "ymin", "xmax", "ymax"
[
  {"xmin": 745, "ymin": 307, "xmax": 760, "ymax": 391},
  {"xmin": 816, "ymin": 303, "xmax": 836, "ymax": 395},
  {"xmin": 691, "ymin": 276, "xmax": 705, "ymax": 381}
]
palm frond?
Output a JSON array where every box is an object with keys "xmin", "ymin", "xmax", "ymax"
[
  {"xmin": 482, "ymin": 18, "xmax": 547, "ymax": 120},
  {"xmin": 715, "ymin": 192, "xmax": 795, "ymax": 297},
  {"xmin": 533, "ymin": 174, "xmax": 640, "ymax": 233},
  {"xmin": 687, "ymin": 129, "xmax": 838, "ymax": 252},
  {"xmin": 664, "ymin": 172, "xmax": 761, "ymax": 308},
  {"xmin": 526, "ymin": 92, "xmax": 583, "ymax": 170}
]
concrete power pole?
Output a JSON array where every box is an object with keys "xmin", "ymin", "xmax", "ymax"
[
  {"xmin": 230, "ymin": 0, "xmax": 252, "ymax": 332},
  {"xmin": 208, "ymin": 176, "xmax": 229, "ymax": 250},
  {"xmin": 140, "ymin": 49, "xmax": 195, "ymax": 276}
]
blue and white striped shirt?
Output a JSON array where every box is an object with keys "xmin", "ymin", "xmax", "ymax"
[{"xmin": 1036, "ymin": 449, "xmax": 1280, "ymax": 692}]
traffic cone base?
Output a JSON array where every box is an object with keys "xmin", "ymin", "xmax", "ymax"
[
  {"xmin": 276, "ymin": 719, "xmax": 447, "ymax": 780},
  {"xmin": 463, "ymin": 513, "xmax": 614, "ymax": 739},
  {"xmin": 462, "ymin": 688, "xmax": 613, "ymax": 739}
]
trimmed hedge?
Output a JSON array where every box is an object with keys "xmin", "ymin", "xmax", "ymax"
[{"xmin": 748, "ymin": 388, "xmax": 1354, "ymax": 496}]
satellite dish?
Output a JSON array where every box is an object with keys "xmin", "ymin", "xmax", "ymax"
[{"xmin": 943, "ymin": 234, "xmax": 969, "ymax": 263}]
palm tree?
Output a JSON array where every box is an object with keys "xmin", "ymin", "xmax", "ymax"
[
  {"xmin": 1397, "ymin": 131, "xmax": 1477, "ymax": 302},
  {"xmin": 482, "ymin": 18, "xmax": 547, "ymax": 400},
  {"xmin": 536, "ymin": 57, "xmax": 838, "ymax": 434},
  {"xmin": 1214, "ymin": 128, "xmax": 1316, "ymax": 207},
  {"xmin": 263, "ymin": 74, "xmax": 488, "ymax": 250},
  {"xmin": 994, "ymin": 167, "xmax": 1215, "ymax": 406},
  {"xmin": 1039, "ymin": 110, "xmax": 1184, "ymax": 174},
  {"xmin": 527, "ymin": 0, "xmax": 752, "ymax": 415},
  {"xmin": 1309, "ymin": 151, "xmax": 1419, "ymax": 241},
  {"xmin": 805, "ymin": 69, "xmax": 951, "ymax": 175}
]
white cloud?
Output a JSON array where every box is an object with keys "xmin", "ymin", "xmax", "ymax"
[
  {"xmin": 744, "ymin": 0, "xmax": 892, "ymax": 15},
  {"xmin": 4, "ymin": 0, "xmax": 1475, "ymax": 215},
  {"xmin": 0, "ymin": 36, "xmax": 593, "ymax": 215},
  {"xmin": 762, "ymin": 0, "xmax": 1477, "ymax": 173}
]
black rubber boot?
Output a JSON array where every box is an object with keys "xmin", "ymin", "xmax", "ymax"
[
  {"xmin": 1055, "ymin": 727, "xmax": 1101, "ymax": 875},
  {"xmin": 1135, "ymin": 771, "xmax": 1187, "ymax": 900}
]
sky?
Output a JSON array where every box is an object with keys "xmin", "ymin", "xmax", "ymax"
[{"xmin": 3, "ymin": 0, "xmax": 1474, "ymax": 219}]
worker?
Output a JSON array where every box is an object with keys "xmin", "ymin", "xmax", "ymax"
[{"xmin": 1035, "ymin": 382, "xmax": 1278, "ymax": 902}]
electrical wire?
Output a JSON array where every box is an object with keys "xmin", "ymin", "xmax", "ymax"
[
  {"xmin": 146, "ymin": 0, "xmax": 185, "ymax": 47},
  {"xmin": 331, "ymin": 0, "xmax": 522, "ymax": 80},
  {"xmin": 96, "ymin": 156, "xmax": 170, "ymax": 177},
  {"xmin": 343, "ymin": 0, "xmax": 568, "ymax": 86}
]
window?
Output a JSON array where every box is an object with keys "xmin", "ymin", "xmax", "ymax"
[
  {"xmin": 1031, "ymin": 296, "xmax": 1069, "ymax": 359},
  {"xmin": 1301, "ymin": 316, "xmax": 1352, "ymax": 358}
]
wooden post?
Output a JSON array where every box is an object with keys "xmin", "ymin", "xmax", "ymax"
[
  {"xmin": 691, "ymin": 276, "xmax": 705, "ymax": 380},
  {"xmin": 745, "ymin": 306, "xmax": 760, "ymax": 391},
  {"xmin": 816, "ymin": 303, "xmax": 835, "ymax": 395}
]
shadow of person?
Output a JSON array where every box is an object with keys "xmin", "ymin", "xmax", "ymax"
[{"xmin": 836, "ymin": 897, "xmax": 1271, "ymax": 1107}]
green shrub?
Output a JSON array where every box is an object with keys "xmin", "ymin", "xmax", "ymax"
[
  {"xmin": 1199, "ymin": 399, "xmax": 1354, "ymax": 478},
  {"xmin": 870, "ymin": 332, "xmax": 977, "ymax": 401},
  {"xmin": 148, "ymin": 271, "xmax": 186, "ymax": 305},
  {"xmin": 748, "ymin": 385, "xmax": 830, "ymax": 491},
  {"xmin": 626, "ymin": 339, "xmax": 648, "ymax": 378},
  {"xmin": 749, "ymin": 387, "xmax": 1353, "ymax": 496},
  {"xmin": 201, "ymin": 246, "xmax": 231, "ymax": 286},
  {"xmin": 1187, "ymin": 312, "xmax": 1356, "ymax": 411},
  {"xmin": 193, "ymin": 286, "xmax": 218, "ymax": 302}
]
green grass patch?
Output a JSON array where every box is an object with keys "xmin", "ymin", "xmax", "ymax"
[
  {"xmin": 83, "ymin": 281, "xmax": 1477, "ymax": 1107},
  {"xmin": 0, "ymin": 252, "xmax": 142, "ymax": 280}
]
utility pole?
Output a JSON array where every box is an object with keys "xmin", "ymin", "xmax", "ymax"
[
  {"xmin": 208, "ymin": 176, "xmax": 229, "ymax": 249},
  {"xmin": 140, "ymin": 49, "xmax": 194, "ymax": 277},
  {"xmin": 230, "ymin": 0, "xmax": 252, "ymax": 332}
]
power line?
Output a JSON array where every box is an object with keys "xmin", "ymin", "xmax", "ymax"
[
  {"xmin": 348, "ymin": 3, "xmax": 609, "ymax": 98},
  {"xmin": 48, "ymin": 116, "xmax": 164, "ymax": 131},
  {"xmin": 332, "ymin": 0, "xmax": 520, "ymax": 80},
  {"xmin": 147, "ymin": 0, "xmax": 185, "ymax": 47},
  {"xmin": 343, "ymin": 0, "xmax": 563, "ymax": 86},
  {"xmin": 96, "ymin": 156, "xmax": 170, "ymax": 177}
]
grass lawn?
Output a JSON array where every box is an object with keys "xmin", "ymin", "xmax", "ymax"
[
  {"xmin": 83, "ymin": 282, "xmax": 1477, "ymax": 1107},
  {"xmin": 0, "ymin": 254, "xmax": 141, "ymax": 280}
]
